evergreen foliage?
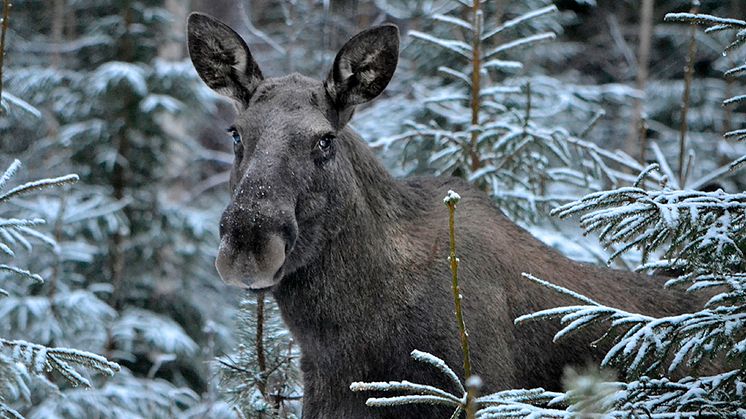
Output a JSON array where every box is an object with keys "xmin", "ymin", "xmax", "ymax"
[
  {"xmin": 2, "ymin": 0, "xmax": 237, "ymax": 416},
  {"xmin": 0, "ymin": 160, "xmax": 120, "ymax": 419},
  {"xmin": 217, "ymin": 296, "xmax": 302, "ymax": 418},
  {"xmin": 373, "ymin": 0, "xmax": 650, "ymax": 224}
]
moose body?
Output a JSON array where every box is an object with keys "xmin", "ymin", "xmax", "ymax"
[{"xmin": 187, "ymin": 14, "xmax": 691, "ymax": 418}]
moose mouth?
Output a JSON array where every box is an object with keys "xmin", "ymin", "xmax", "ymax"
[
  {"xmin": 245, "ymin": 263, "xmax": 286, "ymax": 291},
  {"xmin": 215, "ymin": 234, "xmax": 288, "ymax": 290}
]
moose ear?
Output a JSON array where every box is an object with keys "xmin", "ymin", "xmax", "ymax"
[
  {"xmin": 187, "ymin": 12, "xmax": 263, "ymax": 107},
  {"xmin": 324, "ymin": 24, "xmax": 399, "ymax": 119}
]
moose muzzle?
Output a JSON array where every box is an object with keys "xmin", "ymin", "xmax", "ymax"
[
  {"xmin": 214, "ymin": 200, "xmax": 297, "ymax": 290},
  {"xmin": 215, "ymin": 233, "xmax": 287, "ymax": 290}
]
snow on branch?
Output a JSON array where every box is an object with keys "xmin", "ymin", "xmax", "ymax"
[
  {"xmin": 433, "ymin": 14, "xmax": 473, "ymax": 32},
  {"xmin": 665, "ymin": 12, "xmax": 746, "ymax": 141},
  {"xmin": 484, "ymin": 33, "xmax": 557, "ymax": 60},
  {"xmin": 0, "ymin": 160, "xmax": 79, "ymax": 295},
  {"xmin": 438, "ymin": 66, "xmax": 472, "ymax": 86},
  {"xmin": 409, "ymin": 31, "xmax": 472, "ymax": 58},
  {"xmin": 664, "ymin": 13, "xmax": 746, "ymax": 29},
  {"xmin": 0, "ymin": 92, "xmax": 41, "ymax": 119},
  {"xmin": 512, "ymin": 157, "xmax": 746, "ymax": 414},
  {"xmin": 0, "ymin": 339, "xmax": 120, "ymax": 388},
  {"xmin": 350, "ymin": 350, "xmax": 466, "ymax": 412},
  {"xmin": 552, "ymin": 186, "xmax": 746, "ymax": 274},
  {"xmin": 520, "ymin": 273, "xmax": 601, "ymax": 306},
  {"xmin": 514, "ymin": 268, "xmax": 746, "ymax": 415},
  {"xmin": 351, "ymin": 350, "xmax": 559, "ymax": 416},
  {"xmin": 0, "ymin": 173, "xmax": 79, "ymax": 204},
  {"xmin": 478, "ymin": 372, "xmax": 744, "ymax": 418},
  {"xmin": 725, "ymin": 64, "xmax": 746, "ymax": 78},
  {"xmin": 348, "ymin": 345, "xmax": 741, "ymax": 418},
  {"xmin": 481, "ymin": 5, "xmax": 558, "ymax": 42}
]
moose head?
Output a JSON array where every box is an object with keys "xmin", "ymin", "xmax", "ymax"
[{"xmin": 187, "ymin": 13, "xmax": 400, "ymax": 290}]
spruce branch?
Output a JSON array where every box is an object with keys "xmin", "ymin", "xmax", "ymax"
[
  {"xmin": 665, "ymin": 10, "xmax": 746, "ymax": 144},
  {"xmin": 480, "ymin": 5, "xmax": 558, "ymax": 42},
  {"xmin": 0, "ymin": 339, "xmax": 120, "ymax": 388},
  {"xmin": 350, "ymin": 350, "xmax": 467, "ymax": 410},
  {"xmin": 0, "ymin": 174, "xmax": 79, "ymax": 204}
]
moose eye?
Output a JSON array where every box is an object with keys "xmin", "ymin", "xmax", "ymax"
[
  {"xmin": 318, "ymin": 134, "xmax": 334, "ymax": 151},
  {"xmin": 226, "ymin": 126, "xmax": 241, "ymax": 145}
]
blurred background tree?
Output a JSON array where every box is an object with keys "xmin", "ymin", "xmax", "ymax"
[{"xmin": 0, "ymin": 0, "xmax": 743, "ymax": 417}]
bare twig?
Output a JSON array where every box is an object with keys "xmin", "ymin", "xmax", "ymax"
[
  {"xmin": 48, "ymin": 192, "xmax": 67, "ymax": 303},
  {"xmin": 109, "ymin": 3, "xmax": 134, "ymax": 310},
  {"xmin": 255, "ymin": 292, "xmax": 267, "ymax": 397},
  {"xmin": 444, "ymin": 190, "xmax": 475, "ymax": 419},
  {"xmin": 606, "ymin": 13, "xmax": 637, "ymax": 73},
  {"xmin": 631, "ymin": 0, "xmax": 654, "ymax": 163},
  {"xmin": 679, "ymin": 2, "xmax": 699, "ymax": 187},
  {"xmin": 0, "ymin": 0, "xmax": 11, "ymax": 112},
  {"xmin": 239, "ymin": 0, "xmax": 286, "ymax": 55},
  {"xmin": 51, "ymin": 0, "xmax": 63, "ymax": 66},
  {"xmin": 523, "ymin": 82, "xmax": 531, "ymax": 130},
  {"xmin": 469, "ymin": 1, "xmax": 482, "ymax": 171}
]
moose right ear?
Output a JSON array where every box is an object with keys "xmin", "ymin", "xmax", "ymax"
[
  {"xmin": 324, "ymin": 24, "xmax": 399, "ymax": 128},
  {"xmin": 187, "ymin": 13, "xmax": 263, "ymax": 107}
]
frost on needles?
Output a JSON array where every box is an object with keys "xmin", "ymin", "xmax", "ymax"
[{"xmin": 0, "ymin": 160, "xmax": 120, "ymax": 419}]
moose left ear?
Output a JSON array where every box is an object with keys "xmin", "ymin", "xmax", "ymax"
[
  {"xmin": 187, "ymin": 12, "xmax": 263, "ymax": 108},
  {"xmin": 325, "ymin": 24, "xmax": 399, "ymax": 122}
]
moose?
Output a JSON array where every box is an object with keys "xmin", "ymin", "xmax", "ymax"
[{"xmin": 187, "ymin": 13, "xmax": 692, "ymax": 418}]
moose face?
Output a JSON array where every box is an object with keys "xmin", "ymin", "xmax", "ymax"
[{"xmin": 186, "ymin": 13, "xmax": 399, "ymax": 290}]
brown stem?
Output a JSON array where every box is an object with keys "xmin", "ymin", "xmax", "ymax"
[
  {"xmin": 51, "ymin": 0, "xmax": 63, "ymax": 67},
  {"xmin": 446, "ymin": 197, "xmax": 474, "ymax": 417},
  {"xmin": 110, "ymin": 3, "xmax": 134, "ymax": 310},
  {"xmin": 723, "ymin": 54, "xmax": 734, "ymax": 151},
  {"xmin": 0, "ymin": 0, "xmax": 11, "ymax": 111},
  {"xmin": 469, "ymin": 1, "xmax": 482, "ymax": 171},
  {"xmin": 524, "ymin": 82, "xmax": 531, "ymax": 130},
  {"xmin": 255, "ymin": 292, "xmax": 267, "ymax": 397},
  {"xmin": 65, "ymin": 3, "xmax": 75, "ymax": 38},
  {"xmin": 679, "ymin": 3, "xmax": 698, "ymax": 187},
  {"xmin": 48, "ymin": 193, "xmax": 67, "ymax": 303},
  {"xmin": 631, "ymin": 0, "xmax": 653, "ymax": 163},
  {"xmin": 282, "ymin": 339, "xmax": 294, "ymax": 410},
  {"xmin": 465, "ymin": 377, "xmax": 481, "ymax": 419},
  {"xmin": 637, "ymin": 116, "xmax": 649, "ymax": 165}
]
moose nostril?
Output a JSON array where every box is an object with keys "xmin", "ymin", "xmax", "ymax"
[{"xmin": 281, "ymin": 222, "xmax": 298, "ymax": 255}]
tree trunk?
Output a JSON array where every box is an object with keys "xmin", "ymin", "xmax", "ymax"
[
  {"xmin": 51, "ymin": 0, "xmax": 64, "ymax": 67},
  {"xmin": 628, "ymin": 0, "xmax": 653, "ymax": 163},
  {"xmin": 159, "ymin": 0, "xmax": 187, "ymax": 60}
]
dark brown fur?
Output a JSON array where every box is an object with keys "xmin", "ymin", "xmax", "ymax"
[
  {"xmin": 186, "ymin": 14, "xmax": 693, "ymax": 418},
  {"xmin": 273, "ymin": 132, "xmax": 690, "ymax": 418}
]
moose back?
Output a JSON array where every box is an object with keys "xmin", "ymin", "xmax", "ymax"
[{"xmin": 186, "ymin": 13, "xmax": 689, "ymax": 418}]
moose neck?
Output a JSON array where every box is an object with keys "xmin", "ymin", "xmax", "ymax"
[{"xmin": 338, "ymin": 129, "xmax": 414, "ymax": 221}]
